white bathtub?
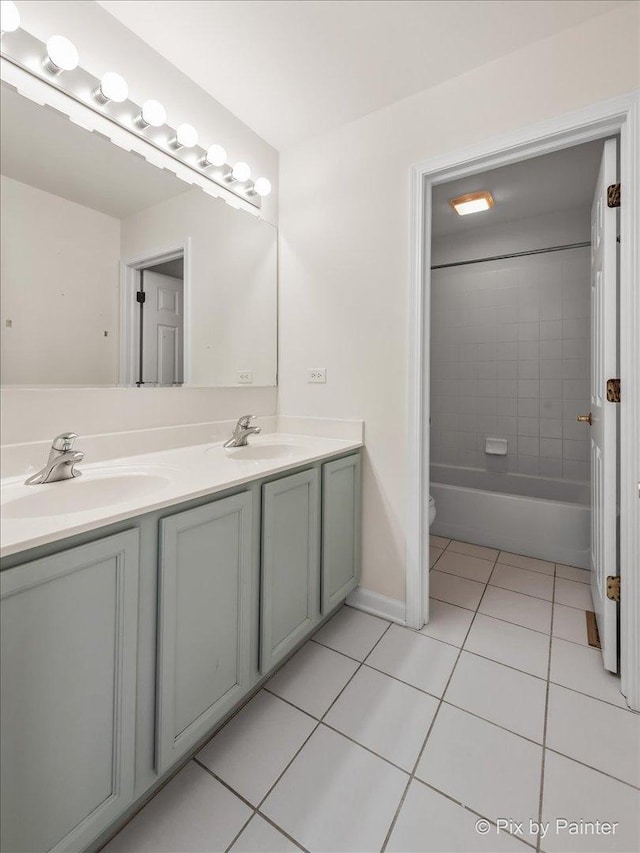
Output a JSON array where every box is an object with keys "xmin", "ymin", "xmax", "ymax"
[{"xmin": 431, "ymin": 464, "xmax": 590, "ymax": 569}]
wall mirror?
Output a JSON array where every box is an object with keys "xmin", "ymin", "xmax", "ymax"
[{"xmin": 0, "ymin": 81, "xmax": 277, "ymax": 388}]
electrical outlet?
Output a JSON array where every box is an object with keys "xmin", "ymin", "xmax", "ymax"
[
  {"xmin": 307, "ymin": 368, "xmax": 327, "ymax": 383},
  {"xmin": 237, "ymin": 370, "xmax": 253, "ymax": 384}
]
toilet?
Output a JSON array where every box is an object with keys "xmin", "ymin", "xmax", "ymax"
[{"xmin": 428, "ymin": 494, "xmax": 436, "ymax": 526}]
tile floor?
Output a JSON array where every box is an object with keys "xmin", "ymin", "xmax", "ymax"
[{"xmin": 104, "ymin": 539, "xmax": 639, "ymax": 853}]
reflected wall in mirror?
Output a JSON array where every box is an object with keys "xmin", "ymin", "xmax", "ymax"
[{"xmin": 0, "ymin": 82, "xmax": 277, "ymax": 388}]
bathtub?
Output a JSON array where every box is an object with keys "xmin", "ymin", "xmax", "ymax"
[{"xmin": 430, "ymin": 464, "xmax": 590, "ymax": 569}]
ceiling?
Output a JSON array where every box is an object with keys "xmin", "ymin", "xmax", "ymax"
[
  {"xmin": 432, "ymin": 140, "xmax": 605, "ymax": 238},
  {"xmin": 0, "ymin": 84, "xmax": 188, "ymax": 219},
  {"xmin": 97, "ymin": 0, "xmax": 628, "ymax": 150}
]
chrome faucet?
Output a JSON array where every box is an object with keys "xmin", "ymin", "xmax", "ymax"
[
  {"xmin": 223, "ymin": 415, "xmax": 262, "ymax": 448},
  {"xmin": 25, "ymin": 433, "xmax": 84, "ymax": 485}
]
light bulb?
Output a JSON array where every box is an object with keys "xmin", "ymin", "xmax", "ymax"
[
  {"xmin": 254, "ymin": 177, "xmax": 272, "ymax": 197},
  {"xmin": 232, "ymin": 161, "xmax": 251, "ymax": 182},
  {"xmin": 138, "ymin": 99, "xmax": 166, "ymax": 129},
  {"xmin": 203, "ymin": 144, "xmax": 227, "ymax": 167},
  {"xmin": 0, "ymin": 1, "xmax": 20, "ymax": 35},
  {"xmin": 44, "ymin": 35, "xmax": 79, "ymax": 73},
  {"xmin": 95, "ymin": 71, "xmax": 128, "ymax": 105},
  {"xmin": 171, "ymin": 123, "xmax": 198, "ymax": 149}
]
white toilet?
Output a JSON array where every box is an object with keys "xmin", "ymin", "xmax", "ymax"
[{"xmin": 428, "ymin": 494, "xmax": 436, "ymax": 526}]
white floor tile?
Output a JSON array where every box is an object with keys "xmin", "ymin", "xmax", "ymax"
[
  {"xmin": 554, "ymin": 577, "xmax": 593, "ymax": 610},
  {"xmin": 445, "ymin": 652, "xmax": 547, "ymax": 743},
  {"xmin": 266, "ymin": 641, "xmax": 358, "ymax": 719},
  {"xmin": 416, "ymin": 704, "xmax": 542, "ymax": 843},
  {"xmin": 490, "ymin": 563, "xmax": 554, "ymax": 601},
  {"xmin": 103, "ymin": 762, "xmax": 251, "ymax": 853},
  {"xmin": 312, "ymin": 605, "xmax": 389, "ymax": 661},
  {"xmin": 448, "ymin": 540, "xmax": 499, "ymax": 561},
  {"xmin": 421, "ymin": 599, "xmax": 475, "ymax": 647},
  {"xmin": 261, "ymin": 725, "xmax": 407, "ymax": 853},
  {"xmin": 541, "ymin": 751, "xmax": 640, "ymax": 853},
  {"xmin": 229, "ymin": 815, "xmax": 300, "ymax": 852},
  {"xmin": 197, "ymin": 690, "xmax": 315, "ymax": 805},
  {"xmin": 464, "ymin": 613, "xmax": 550, "ymax": 678},
  {"xmin": 552, "ymin": 603, "xmax": 589, "ymax": 646},
  {"xmin": 387, "ymin": 780, "xmax": 529, "ymax": 853},
  {"xmin": 366, "ymin": 624, "xmax": 459, "ymax": 697},
  {"xmin": 324, "ymin": 666, "xmax": 438, "ymax": 771},
  {"xmin": 546, "ymin": 684, "xmax": 640, "ymax": 787},
  {"xmin": 433, "ymin": 550, "xmax": 495, "ymax": 583},
  {"xmin": 479, "ymin": 585, "xmax": 552, "ymax": 634},
  {"xmin": 430, "ymin": 570, "xmax": 486, "ymax": 610},
  {"xmin": 429, "ymin": 545, "xmax": 444, "ymax": 568},
  {"xmin": 555, "ymin": 564, "xmax": 590, "ymax": 584},
  {"xmin": 430, "ymin": 534, "xmax": 450, "ymax": 549},
  {"xmin": 498, "ymin": 551, "xmax": 555, "ymax": 575},
  {"xmin": 550, "ymin": 638, "xmax": 627, "ymax": 708}
]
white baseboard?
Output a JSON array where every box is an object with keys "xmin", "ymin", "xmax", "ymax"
[{"xmin": 346, "ymin": 586, "xmax": 406, "ymax": 625}]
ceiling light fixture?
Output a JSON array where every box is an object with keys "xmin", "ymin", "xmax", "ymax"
[
  {"xmin": 202, "ymin": 144, "xmax": 227, "ymax": 167},
  {"xmin": 137, "ymin": 99, "xmax": 166, "ymax": 129},
  {"xmin": 449, "ymin": 190, "xmax": 495, "ymax": 216},
  {"xmin": 95, "ymin": 71, "xmax": 128, "ymax": 105},
  {"xmin": 44, "ymin": 35, "xmax": 79, "ymax": 74},
  {"xmin": 0, "ymin": 0, "xmax": 20, "ymax": 35},
  {"xmin": 171, "ymin": 123, "xmax": 199, "ymax": 150}
]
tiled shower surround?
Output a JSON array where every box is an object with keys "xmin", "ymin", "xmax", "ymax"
[{"xmin": 430, "ymin": 247, "xmax": 590, "ymax": 482}]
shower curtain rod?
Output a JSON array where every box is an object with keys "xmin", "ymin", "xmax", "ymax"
[{"xmin": 431, "ymin": 241, "xmax": 591, "ymax": 270}]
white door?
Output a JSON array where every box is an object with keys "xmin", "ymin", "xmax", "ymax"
[
  {"xmin": 589, "ymin": 138, "xmax": 618, "ymax": 673},
  {"xmin": 141, "ymin": 271, "xmax": 184, "ymax": 385}
]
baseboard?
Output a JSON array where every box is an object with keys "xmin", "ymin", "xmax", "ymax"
[{"xmin": 347, "ymin": 586, "xmax": 406, "ymax": 624}]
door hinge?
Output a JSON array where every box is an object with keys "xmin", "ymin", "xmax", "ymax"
[
  {"xmin": 607, "ymin": 184, "xmax": 621, "ymax": 208},
  {"xmin": 606, "ymin": 575, "xmax": 621, "ymax": 602},
  {"xmin": 136, "ymin": 291, "xmax": 146, "ymax": 304},
  {"xmin": 606, "ymin": 378, "xmax": 621, "ymax": 403}
]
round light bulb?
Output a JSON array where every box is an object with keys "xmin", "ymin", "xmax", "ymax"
[
  {"xmin": 0, "ymin": 0, "xmax": 20, "ymax": 34},
  {"xmin": 97, "ymin": 71, "xmax": 128, "ymax": 104},
  {"xmin": 232, "ymin": 161, "xmax": 251, "ymax": 183},
  {"xmin": 254, "ymin": 177, "xmax": 272, "ymax": 197},
  {"xmin": 45, "ymin": 35, "xmax": 79, "ymax": 73},
  {"xmin": 175, "ymin": 123, "xmax": 198, "ymax": 148},
  {"xmin": 204, "ymin": 144, "xmax": 227, "ymax": 167},
  {"xmin": 139, "ymin": 99, "xmax": 166, "ymax": 128}
]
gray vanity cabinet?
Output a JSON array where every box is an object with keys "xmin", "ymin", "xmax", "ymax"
[
  {"xmin": 321, "ymin": 454, "xmax": 362, "ymax": 613},
  {"xmin": 260, "ymin": 468, "xmax": 320, "ymax": 672},
  {"xmin": 0, "ymin": 530, "xmax": 139, "ymax": 853},
  {"xmin": 155, "ymin": 492, "xmax": 254, "ymax": 773}
]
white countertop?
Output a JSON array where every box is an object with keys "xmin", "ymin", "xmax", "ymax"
[{"xmin": 0, "ymin": 433, "xmax": 362, "ymax": 559}]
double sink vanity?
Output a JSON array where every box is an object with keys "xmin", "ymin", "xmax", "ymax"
[{"xmin": 0, "ymin": 427, "xmax": 362, "ymax": 853}]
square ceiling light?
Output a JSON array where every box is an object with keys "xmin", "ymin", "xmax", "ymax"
[{"xmin": 449, "ymin": 190, "xmax": 495, "ymax": 216}]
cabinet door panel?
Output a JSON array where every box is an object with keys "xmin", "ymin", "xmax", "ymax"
[
  {"xmin": 261, "ymin": 468, "xmax": 320, "ymax": 672},
  {"xmin": 322, "ymin": 454, "xmax": 361, "ymax": 613},
  {"xmin": 157, "ymin": 492, "xmax": 252, "ymax": 773},
  {"xmin": 0, "ymin": 530, "xmax": 139, "ymax": 853}
]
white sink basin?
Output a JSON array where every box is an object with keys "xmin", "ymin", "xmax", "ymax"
[
  {"xmin": 2, "ymin": 469, "xmax": 174, "ymax": 519},
  {"xmin": 224, "ymin": 443, "xmax": 305, "ymax": 461}
]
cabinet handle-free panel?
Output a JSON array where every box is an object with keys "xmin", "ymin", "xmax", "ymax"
[
  {"xmin": 261, "ymin": 468, "xmax": 320, "ymax": 673},
  {"xmin": 322, "ymin": 454, "xmax": 361, "ymax": 613},
  {"xmin": 156, "ymin": 492, "xmax": 253, "ymax": 773},
  {"xmin": 0, "ymin": 529, "xmax": 139, "ymax": 853}
]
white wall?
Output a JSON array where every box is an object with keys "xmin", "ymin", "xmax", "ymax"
[
  {"xmin": 0, "ymin": 176, "xmax": 121, "ymax": 385},
  {"xmin": 278, "ymin": 4, "xmax": 640, "ymax": 603},
  {"xmin": 431, "ymin": 207, "xmax": 591, "ymax": 483}
]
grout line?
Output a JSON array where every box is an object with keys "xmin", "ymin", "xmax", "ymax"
[
  {"xmin": 542, "ymin": 746, "xmax": 640, "ymax": 792},
  {"xmin": 536, "ymin": 568, "xmax": 555, "ymax": 853}
]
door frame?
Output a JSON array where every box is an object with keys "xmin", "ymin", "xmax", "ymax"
[
  {"xmin": 119, "ymin": 239, "xmax": 191, "ymax": 385},
  {"xmin": 406, "ymin": 91, "xmax": 640, "ymax": 710}
]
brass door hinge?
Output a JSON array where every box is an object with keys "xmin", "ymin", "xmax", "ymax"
[
  {"xmin": 606, "ymin": 575, "xmax": 621, "ymax": 602},
  {"xmin": 606, "ymin": 378, "xmax": 621, "ymax": 403},
  {"xmin": 607, "ymin": 184, "xmax": 621, "ymax": 208}
]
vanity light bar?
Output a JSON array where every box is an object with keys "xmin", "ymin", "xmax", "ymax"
[{"xmin": 0, "ymin": 19, "xmax": 272, "ymax": 206}]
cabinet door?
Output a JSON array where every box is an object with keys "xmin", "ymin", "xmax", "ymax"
[
  {"xmin": 0, "ymin": 530, "xmax": 139, "ymax": 853},
  {"xmin": 157, "ymin": 492, "xmax": 253, "ymax": 773},
  {"xmin": 322, "ymin": 454, "xmax": 361, "ymax": 613},
  {"xmin": 261, "ymin": 468, "xmax": 320, "ymax": 673}
]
